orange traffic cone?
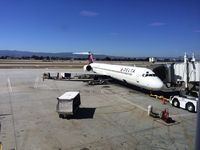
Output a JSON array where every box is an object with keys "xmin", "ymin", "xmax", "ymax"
[{"xmin": 161, "ymin": 99, "xmax": 166, "ymax": 105}]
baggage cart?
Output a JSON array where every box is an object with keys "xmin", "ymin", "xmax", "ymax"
[{"xmin": 57, "ymin": 91, "xmax": 81, "ymax": 118}]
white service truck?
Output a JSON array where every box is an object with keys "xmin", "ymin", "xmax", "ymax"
[{"xmin": 170, "ymin": 95, "xmax": 198, "ymax": 112}]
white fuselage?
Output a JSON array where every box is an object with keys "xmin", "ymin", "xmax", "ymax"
[{"xmin": 84, "ymin": 62, "xmax": 163, "ymax": 90}]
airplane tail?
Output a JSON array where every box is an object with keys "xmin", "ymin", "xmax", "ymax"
[
  {"xmin": 73, "ymin": 51, "xmax": 94, "ymax": 64},
  {"xmin": 88, "ymin": 52, "xmax": 93, "ymax": 64}
]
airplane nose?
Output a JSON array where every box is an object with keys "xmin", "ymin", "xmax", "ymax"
[
  {"xmin": 152, "ymin": 79, "xmax": 164, "ymax": 90},
  {"xmin": 147, "ymin": 79, "xmax": 164, "ymax": 90}
]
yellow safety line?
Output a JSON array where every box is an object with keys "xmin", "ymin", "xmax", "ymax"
[
  {"xmin": 149, "ymin": 94, "xmax": 170, "ymax": 102},
  {"xmin": 0, "ymin": 142, "xmax": 2, "ymax": 150}
]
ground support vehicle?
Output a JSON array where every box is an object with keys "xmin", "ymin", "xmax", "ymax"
[{"xmin": 170, "ymin": 95, "xmax": 198, "ymax": 112}]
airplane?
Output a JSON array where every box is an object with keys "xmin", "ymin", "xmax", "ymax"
[{"xmin": 82, "ymin": 52, "xmax": 164, "ymax": 91}]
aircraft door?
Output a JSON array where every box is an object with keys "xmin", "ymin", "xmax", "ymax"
[{"xmin": 136, "ymin": 75, "xmax": 140, "ymax": 85}]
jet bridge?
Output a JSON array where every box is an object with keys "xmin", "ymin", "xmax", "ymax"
[
  {"xmin": 173, "ymin": 62, "xmax": 200, "ymax": 83},
  {"xmin": 152, "ymin": 53, "xmax": 199, "ymax": 91}
]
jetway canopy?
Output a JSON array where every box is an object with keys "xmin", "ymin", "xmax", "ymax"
[
  {"xmin": 188, "ymin": 62, "xmax": 200, "ymax": 82},
  {"xmin": 152, "ymin": 62, "xmax": 200, "ymax": 85},
  {"xmin": 174, "ymin": 62, "xmax": 200, "ymax": 82}
]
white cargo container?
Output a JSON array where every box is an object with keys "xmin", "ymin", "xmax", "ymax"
[{"xmin": 56, "ymin": 91, "xmax": 81, "ymax": 118}]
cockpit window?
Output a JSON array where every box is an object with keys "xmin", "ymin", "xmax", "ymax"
[{"xmin": 143, "ymin": 74, "xmax": 156, "ymax": 77}]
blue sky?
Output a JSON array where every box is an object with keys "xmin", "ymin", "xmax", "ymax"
[{"xmin": 0, "ymin": 0, "xmax": 199, "ymax": 57}]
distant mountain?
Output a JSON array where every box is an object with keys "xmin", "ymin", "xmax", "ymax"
[
  {"xmin": 1, "ymin": 50, "xmax": 198, "ymax": 61},
  {"xmin": 0, "ymin": 50, "xmax": 108, "ymax": 59},
  {"xmin": 0, "ymin": 50, "xmax": 72, "ymax": 57}
]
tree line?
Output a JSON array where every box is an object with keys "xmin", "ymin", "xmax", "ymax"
[{"xmin": 0, "ymin": 55, "xmax": 180, "ymax": 62}]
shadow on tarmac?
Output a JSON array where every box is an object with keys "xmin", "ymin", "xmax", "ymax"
[
  {"xmin": 61, "ymin": 107, "xmax": 96, "ymax": 120},
  {"xmin": 110, "ymin": 79, "xmax": 180, "ymax": 98}
]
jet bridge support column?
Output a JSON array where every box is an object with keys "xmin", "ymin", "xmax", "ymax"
[
  {"xmin": 184, "ymin": 52, "xmax": 189, "ymax": 90},
  {"xmin": 195, "ymin": 83, "xmax": 200, "ymax": 150}
]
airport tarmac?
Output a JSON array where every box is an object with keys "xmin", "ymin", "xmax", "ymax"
[{"xmin": 0, "ymin": 69, "xmax": 197, "ymax": 150}]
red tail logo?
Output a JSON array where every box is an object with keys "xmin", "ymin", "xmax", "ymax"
[{"xmin": 88, "ymin": 52, "xmax": 93, "ymax": 64}]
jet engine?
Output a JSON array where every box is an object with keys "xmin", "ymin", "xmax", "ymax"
[{"xmin": 83, "ymin": 65, "xmax": 93, "ymax": 71}]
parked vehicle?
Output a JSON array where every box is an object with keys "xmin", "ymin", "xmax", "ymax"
[{"xmin": 170, "ymin": 95, "xmax": 198, "ymax": 112}]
